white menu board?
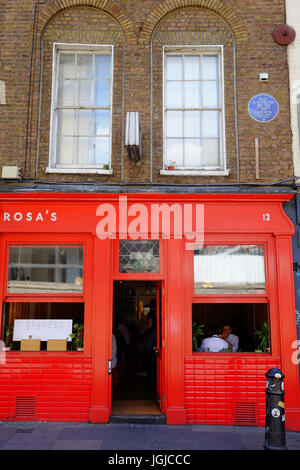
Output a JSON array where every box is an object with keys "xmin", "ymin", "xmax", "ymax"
[{"xmin": 13, "ymin": 319, "xmax": 73, "ymax": 342}]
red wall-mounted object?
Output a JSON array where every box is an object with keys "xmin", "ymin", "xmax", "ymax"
[
  {"xmin": 273, "ymin": 24, "xmax": 296, "ymax": 45},
  {"xmin": 0, "ymin": 192, "xmax": 299, "ymax": 430}
]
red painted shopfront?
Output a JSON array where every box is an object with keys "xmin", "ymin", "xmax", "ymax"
[{"xmin": 0, "ymin": 192, "xmax": 299, "ymax": 431}]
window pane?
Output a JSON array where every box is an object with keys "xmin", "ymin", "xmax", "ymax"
[
  {"xmin": 184, "ymin": 55, "xmax": 200, "ymax": 80},
  {"xmin": 95, "ymin": 55, "xmax": 111, "ymax": 79},
  {"xmin": 166, "ymin": 82, "xmax": 182, "ymax": 108},
  {"xmin": 77, "ymin": 137, "xmax": 91, "ymax": 165},
  {"xmin": 166, "ymin": 110, "xmax": 183, "ymax": 137},
  {"xmin": 164, "ymin": 51, "xmax": 223, "ymax": 171},
  {"xmin": 202, "ymin": 55, "xmax": 218, "ymax": 80},
  {"xmin": 7, "ymin": 245, "xmax": 84, "ymax": 293},
  {"xmin": 58, "ymin": 54, "xmax": 75, "ymax": 79},
  {"xmin": 166, "ymin": 56, "xmax": 182, "ymax": 80},
  {"xmin": 184, "ymin": 111, "xmax": 201, "ymax": 137},
  {"xmin": 184, "ymin": 139, "xmax": 202, "ymax": 166},
  {"xmin": 95, "ymin": 110, "xmax": 110, "ymax": 136},
  {"xmin": 77, "ymin": 54, "xmax": 92, "ymax": 78},
  {"xmin": 203, "ymin": 81, "xmax": 219, "ymax": 108},
  {"xmin": 54, "ymin": 50, "xmax": 112, "ymax": 169},
  {"xmin": 202, "ymin": 111, "xmax": 220, "ymax": 137},
  {"xmin": 166, "ymin": 139, "xmax": 183, "ymax": 166},
  {"xmin": 119, "ymin": 241, "xmax": 159, "ymax": 273},
  {"xmin": 57, "ymin": 80, "xmax": 74, "ymax": 106},
  {"xmin": 94, "ymin": 81, "xmax": 110, "ymax": 106},
  {"xmin": 192, "ymin": 303, "xmax": 270, "ymax": 353},
  {"xmin": 184, "ymin": 81, "xmax": 200, "ymax": 108},
  {"xmin": 3, "ymin": 302, "xmax": 85, "ymax": 351},
  {"xmin": 78, "ymin": 80, "xmax": 92, "ymax": 106},
  {"xmin": 56, "ymin": 137, "xmax": 74, "ymax": 165},
  {"xmin": 78, "ymin": 110, "xmax": 92, "ymax": 136},
  {"xmin": 57, "ymin": 109, "xmax": 75, "ymax": 136},
  {"xmin": 194, "ymin": 245, "xmax": 266, "ymax": 294},
  {"xmin": 93, "ymin": 137, "xmax": 110, "ymax": 164},
  {"xmin": 202, "ymin": 139, "xmax": 220, "ymax": 167}
]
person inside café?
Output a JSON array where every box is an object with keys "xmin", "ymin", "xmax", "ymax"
[
  {"xmin": 198, "ymin": 326, "xmax": 229, "ymax": 352},
  {"xmin": 219, "ymin": 323, "xmax": 239, "ymax": 352}
]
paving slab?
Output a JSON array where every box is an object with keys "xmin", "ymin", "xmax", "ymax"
[
  {"xmin": 0, "ymin": 426, "xmax": 20, "ymax": 440},
  {"xmin": 0, "ymin": 421, "xmax": 298, "ymax": 451},
  {"xmin": 51, "ymin": 439, "xmax": 102, "ymax": 450}
]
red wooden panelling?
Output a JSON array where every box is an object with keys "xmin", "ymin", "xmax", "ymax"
[
  {"xmin": 0, "ymin": 354, "xmax": 92, "ymax": 422},
  {"xmin": 184, "ymin": 356, "xmax": 281, "ymax": 426}
]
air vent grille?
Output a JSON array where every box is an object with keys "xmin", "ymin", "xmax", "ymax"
[
  {"xmin": 15, "ymin": 397, "xmax": 35, "ymax": 417},
  {"xmin": 234, "ymin": 402, "xmax": 256, "ymax": 426}
]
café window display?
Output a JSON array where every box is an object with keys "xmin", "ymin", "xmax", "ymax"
[
  {"xmin": 192, "ymin": 303, "xmax": 270, "ymax": 353},
  {"xmin": 3, "ymin": 244, "xmax": 85, "ymax": 352},
  {"xmin": 2, "ymin": 302, "xmax": 84, "ymax": 351},
  {"xmin": 192, "ymin": 244, "xmax": 269, "ymax": 353}
]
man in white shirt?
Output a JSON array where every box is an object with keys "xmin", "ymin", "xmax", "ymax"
[
  {"xmin": 199, "ymin": 328, "xmax": 229, "ymax": 352},
  {"xmin": 219, "ymin": 324, "xmax": 239, "ymax": 352}
]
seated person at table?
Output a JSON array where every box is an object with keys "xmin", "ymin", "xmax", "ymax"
[
  {"xmin": 219, "ymin": 323, "xmax": 239, "ymax": 352},
  {"xmin": 198, "ymin": 327, "xmax": 228, "ymax": 352}
]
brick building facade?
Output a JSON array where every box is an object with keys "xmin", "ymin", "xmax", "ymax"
[
  {"xmin": 0, "ymin": 1, "xmax": 299, "ymax": 430},
  {"xmin": 0, "ymin": 0, "xmax": 294, "ymax": 184}
]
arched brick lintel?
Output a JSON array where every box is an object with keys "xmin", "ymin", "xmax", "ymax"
[
  {"xmin": 37, "ymin": 0, "xmax": 137, "ymax": 43},
  {"xmin": 139, "ymin": 0, "xmax": 247, "ymax": 44}
]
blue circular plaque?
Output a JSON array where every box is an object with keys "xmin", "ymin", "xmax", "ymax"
[{"xmin": 248, "ymin": 94, "xmax": 279, "ymax": 122}]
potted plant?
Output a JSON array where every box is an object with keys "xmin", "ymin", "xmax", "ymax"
[
  {"xmin": 254, "ymin": 322, "xmax": 269, "ymax": 352},
  {"xmin": 192, "ymin": 322, "xmax": 205, "ymax": 352},
  {"xmin": 4, "ymin": 325, "xmax": 14, "ymax": 351},
  {"xmin": 167, "ymin": 161, "xmax": 176, "ymax": 171},
  {"xmin": 70, "ymin": 323, "xmax": 84, "ymax": 351}
]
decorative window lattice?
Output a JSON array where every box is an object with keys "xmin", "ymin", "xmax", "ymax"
[{"xmin": 119, "ymin": 241, "xmax": 159, "ymax": 273}]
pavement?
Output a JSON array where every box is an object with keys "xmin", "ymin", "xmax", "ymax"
[{"xmin": 0, "ymin": 421, "xmax": 299, "ymax": 451}]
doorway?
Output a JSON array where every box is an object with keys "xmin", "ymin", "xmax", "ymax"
[{"xmin": 111, "ymin": 280, "xmax": 163, "ymax": 416}]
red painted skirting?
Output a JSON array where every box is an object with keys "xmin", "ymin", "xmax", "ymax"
[
  {"xmin": 184, "ymin": 356, "xmax": 281, "ymax": 426},
  {"xmin": 0, "ymin": 354, "xmax": 92, "ymax": 422}
]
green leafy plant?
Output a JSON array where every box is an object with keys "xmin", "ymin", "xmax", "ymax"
[
  {"xmin": 70, "ymin": 323, "xmax": 84, "ymax": 350},
  {"xmin": 255, "ymin": 322, "xmax": 269, "ymax": 352},
  {"xmin": 192, "ymin": 322, "xmax": 205, "ymax": 351},
  {"xmin": 4, "ymin": 325, "xmax": 14, "ymax": 348}
]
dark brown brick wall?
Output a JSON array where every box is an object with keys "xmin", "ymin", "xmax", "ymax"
[{"xmin": 0, "ymin": 0, "xmax": 293, "ymax": 186}]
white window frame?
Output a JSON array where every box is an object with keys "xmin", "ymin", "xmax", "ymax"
[
  {"xmin": 161, "ymin": 45, "xmax": 228, "ymax": 176},
  {"xmin": 47, "ymin": 43, "xmax": 114, "ymax": 175}
]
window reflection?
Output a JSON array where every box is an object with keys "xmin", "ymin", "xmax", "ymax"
[
  {"xmin": 194, "ymin": 245, "xmax": 265, "ymax": 294},
  {"xmin": 8, "ymin": 245, "xmax": 83, "ymax": 293}
]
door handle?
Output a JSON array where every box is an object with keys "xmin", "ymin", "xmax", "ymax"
[{"xmin": 108, "ymin": 359, "xmax": 112, "ymax": 375}]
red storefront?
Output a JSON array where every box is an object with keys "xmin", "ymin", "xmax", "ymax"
[{"xmin": 0, "ymin": 191, "xmax": 299, "ymax": 431}]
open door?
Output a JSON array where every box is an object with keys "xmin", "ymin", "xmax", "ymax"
[
  {"xmin": 110, "ymin": 280, "xmax": 165, "ymax": 418},
  {"xmin": 156, "ymin": 282, "xmax": 165, "ymax": 413}
]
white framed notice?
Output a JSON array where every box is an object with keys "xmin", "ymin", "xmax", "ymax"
[{"xmin": 13, "ymin": 319, "xmax": 73, "ymax": 342}]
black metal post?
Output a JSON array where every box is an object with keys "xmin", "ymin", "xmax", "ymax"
[{"xmin": 264, "ymin": 368, "xmax": 287, "ymax": 450}]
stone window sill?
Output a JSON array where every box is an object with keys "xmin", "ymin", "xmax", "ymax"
[
  {"xmin": 46, "ymin": 167, "xmax": 113, "ymax": 175},
  {"xmin": 160, "ymin": 169, "xmax": 230, "ymax": 176}
]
